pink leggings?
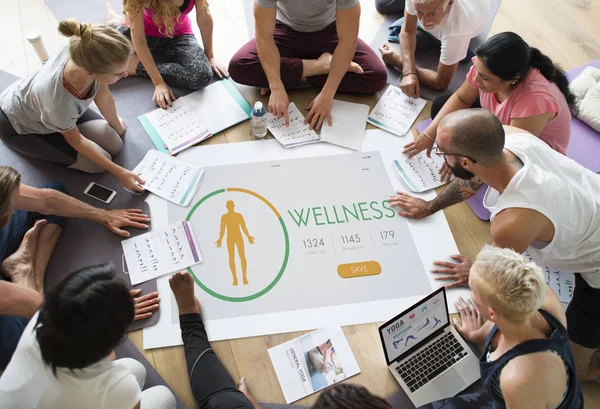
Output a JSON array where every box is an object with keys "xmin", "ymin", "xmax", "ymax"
[{"xmin": 229, "ymin": 22, "xmax": 387, "ymax": 94}]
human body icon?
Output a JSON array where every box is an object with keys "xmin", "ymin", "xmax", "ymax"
[{"xmin": 215, "ymin": 200, "xmax": 255, "ymax": 286}]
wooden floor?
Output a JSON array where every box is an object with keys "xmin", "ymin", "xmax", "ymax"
[{"xmin": 1, "ymin": 0, "xmax": 599, "ymax": 407}]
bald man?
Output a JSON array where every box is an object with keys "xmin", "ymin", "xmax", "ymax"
[{"xmin": 387, "ymin": 109, "xmax": 600, "ymax": 384}]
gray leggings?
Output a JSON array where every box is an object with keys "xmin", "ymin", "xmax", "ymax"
[{"xmin": 0, "ymin": 108, "xmax": 122, "ymax": 174}]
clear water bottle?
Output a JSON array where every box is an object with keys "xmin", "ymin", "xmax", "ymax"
[{"xmin": 251, "ymin": 101, "xmax": 267, "ymax": 138}]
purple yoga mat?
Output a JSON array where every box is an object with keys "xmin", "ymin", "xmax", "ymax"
[
  {"xmin": 415, "ymin": 60, "xmax": 600, "ymax": 220},
  {"xmin": 565, "ymin": 59, "xmax": 600, "ymax": 173}
]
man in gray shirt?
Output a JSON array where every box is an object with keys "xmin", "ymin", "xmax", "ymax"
[{"xmin": 229, "ymin": 0, "xmax": 387, "ymax": 130}]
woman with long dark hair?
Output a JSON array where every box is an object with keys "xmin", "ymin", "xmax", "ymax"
[{"xmin": 404, "ymin": 32, "xmax": 575, "ymax": 177}]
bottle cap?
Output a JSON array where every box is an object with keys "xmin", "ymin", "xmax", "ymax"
[{"xmin": 253, "ymin": 101, "xmax": 266, "ymax": 116}]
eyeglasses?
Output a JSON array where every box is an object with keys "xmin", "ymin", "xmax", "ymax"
[{"xmin": 433, "ymin": 145, "xmax": 478, "ymax": 163}]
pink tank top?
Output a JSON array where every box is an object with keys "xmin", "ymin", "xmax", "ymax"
[{"xmin": 143, "ymin": 0, "xmax": 194, "ymax": 37}]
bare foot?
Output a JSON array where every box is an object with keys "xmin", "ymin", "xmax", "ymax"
[
  {"xmin": 105, "ymin": 2, "xmax": 124, "ymax": 26},
  {"xmin": 243, "ymin": 276, "xmax": 249, "ymax": 285},
  {"xmin": 317, "ymin": 52, "xmax": 363, "ymax": 74},
  {"xmin": 379, "ymin": 42, "xmax": 402, "ymax": 68},
  {"xmin": 237, "ymin": 377, "xmax": 262, "ymax": 409},
  {"xmin": 260, "ymin": 88, "xmax": 270, "ymax": 96},
  {"xmin": 126, "ymin": 54, "xmax": 140, "ymax": 77},
  {"xmin": 169, "ymin": 272, "xmax": 200, "ymax": 315},
  {"xmin": 2, "ymin": 219, "xmax": 48, "ymax": 294}
]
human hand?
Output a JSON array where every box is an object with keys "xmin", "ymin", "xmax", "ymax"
[
  {"xmin": 453, "ymin": 297, "xmax": 484, "ymax": 343},
  {"xmin": 209, "ymin": 57, "xmax": 229, "ymax": 79},
  {"xmin": 379, "ymin": 42, "xmax": 402, "ymax": 68},
  {"xmin": 305, "ymin": 91, "xmax": 334, "ymax": 130},
  {"xmin": 115, "ymin": 117, "xmax": 127, "ymax": 136},
  {"xmin": 103, "ymin": 209, "xmax": 150, "ymax": 237},
  {"xmin": 215, "ymin": 239, "xmax": 222, "ymax": 248},
  {"xmin": 118, "ymin": 170, "xmax": 145, "ymax": 193},
  {"xmin": 268, "ymin": 87, "xmax": 290, "ymax": 126},
  {"xmin": 153, "ymin": 81, "xmax": 176, "ymax": 109},
  {"xmin": 439, "ymin": 161, "xmax": 452, "ymax": 183},
  {"xmin": 387, "ymin": 192, "xmax": 432, "ymax": 219},
  {"xmin": 431, "ymin": 255, "xmax": 472, "ymax": 288},
  {"xmin": 248, "ymin": 236, "xmax": 255, "ymax": 244},
  {"xmin": 130, "ymin": 289, "xmax": 160, "ymax": 320},
  {"xmin": 403, "ymin": 131, "xmax": 435, "ymax": 158},
  {"xmin": 400, "ymin": 73, "xmax": 420, "ymax": 99}
]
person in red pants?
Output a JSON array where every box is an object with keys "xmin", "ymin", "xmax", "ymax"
[{"xmin": 228, "ymin": 0, "xmax": 387, "ymax": 130}]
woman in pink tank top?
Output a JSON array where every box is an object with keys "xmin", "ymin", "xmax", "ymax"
[
  {"xmin": 404, "ymin": 32, "xmax": 576, "ymax": 180},
  {"xmin": 106, "ymin": 0, "xmax": 229, "ymax": 109}
]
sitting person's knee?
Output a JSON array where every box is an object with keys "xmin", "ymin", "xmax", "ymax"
[
  {"xmin": 79, "ymin": 121, "xmax": 123, "ymax": 155},
  {"xmin": 362, "ymin": 62, "xmax": 388, "ymax": 94},
  {"xmin": 143, "ymin": 385, "xmax": 176, "ymax": 409},
  {"xmin": 69, "ymin": 150, "xmax": 111, "ymax": 174},
  {"xmin": 228, "ymin": 51, "xmax": 257, "ymax": 84}
]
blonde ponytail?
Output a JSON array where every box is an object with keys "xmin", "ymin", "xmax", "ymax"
[{"xmin": 57, "ymin": 19, "xmax": 133, "ymax": 74}]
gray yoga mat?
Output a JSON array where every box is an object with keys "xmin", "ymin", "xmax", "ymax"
[
  {"xmin": 369, "ymin": 0, "xmax": 502, "ymax": 101},
  {"xmin": 0, "ymin": 70, "xmax": 160, "ymax": 332}
]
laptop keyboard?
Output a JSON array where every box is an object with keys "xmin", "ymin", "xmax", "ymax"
[{"xmin": 396, "ymin": 332, "xmax": 469, "ymax": 393}]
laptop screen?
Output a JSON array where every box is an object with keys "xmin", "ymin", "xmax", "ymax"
[{"xmin": 379, "ymin": 287, "xmax": 449, "ymax": 365}]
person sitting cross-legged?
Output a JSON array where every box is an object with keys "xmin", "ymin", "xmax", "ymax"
[
  {"xmin": 229, "ymin": 0, "xmax": 387, "ymax": 130},
  {"xmin": 0, "ymin": 166, "xmax": 156, "ymax": 371},
  {"xmin": 0, "ymin": 264, "xmax": 174, "ymax": 409},
  {"xmin": 379, "ymin": 0, "xmax": 490, "ymax": 97}
]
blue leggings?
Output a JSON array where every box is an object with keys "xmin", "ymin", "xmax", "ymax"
[
  {"xmin": 418, "ymin": 392, "xmax": 493, "ymax": 409},
  {"xmin": 0, "ymin": 182, "xmax": 67, "ymax": 370}
]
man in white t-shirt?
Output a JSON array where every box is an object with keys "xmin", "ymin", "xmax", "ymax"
[
  {"xmin": 380, "ymin": 0, "xmax": 490, "ymax": 97},
  {"xmin": 387, "ymin": 109, "xmax": 600, "ymax": 384}
]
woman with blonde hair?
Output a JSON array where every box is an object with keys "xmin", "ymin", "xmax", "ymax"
[
  {"xmin": 443, "ymin": 245, "xmax": 583, "ymax": 409},
  {"xmin": 107, "ymin": 0, "xmax": 228, "ymax": 109},
  {"xmin": 0, "ymin": 19, "xmax": 144, "ymax": 192}
]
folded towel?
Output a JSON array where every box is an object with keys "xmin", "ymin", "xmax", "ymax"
[{"xmin": 569, "ymin": 66, "xmax": 600, "ymax": 132}]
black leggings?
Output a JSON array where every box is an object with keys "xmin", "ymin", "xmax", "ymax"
[
  {"xmin": 430, "ymin": 95, "xmax": 482, "ymax": 120},
  {"xmin": 180, "ymin": 314, "xmax": 254, "ymax": 409},
  {"xmin": 417, "ymin": 392, "xmax": 493, "ymax": 409},
  {"xmin": 116, "ymin": 25, "xmax": 213, "ymax": 90}
]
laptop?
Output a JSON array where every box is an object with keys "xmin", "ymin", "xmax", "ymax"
[{"xmin": 378, "ymin": 287, "xmax": 480, "ymax": 407}]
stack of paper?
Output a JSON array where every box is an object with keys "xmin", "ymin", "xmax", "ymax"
[
  {"xmin": 393, "ymin": 149, "xmax": 453, "ymax": 193},
  {"xmin": 122, "ymin": 221, "xmax": 203, "ymax": 285},
  {"xmin": 267, "ymin": 102, "xmax": 321, "ymax": 148},
  {"xmin": 133, "ymin": 149, "xmax": 204, "ymax": 206},
  {"xmin": 368, "ymin": 86, "xmax": 426, "ymax": 137},
  {"xmin": 320, "ymin": 100, "xmax": 370, "ymax": 151},
  {"xmin": 268, "ymin": 327, "xmax": 360, "ymax": 403}
]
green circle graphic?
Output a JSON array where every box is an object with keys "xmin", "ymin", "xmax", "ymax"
[{"xmin": 186, "ymin": 188, "xmax": 290, "ymax": 302}]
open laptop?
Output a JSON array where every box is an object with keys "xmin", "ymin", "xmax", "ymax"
[{"xmin": 378, "ymin": 287, "xmax": 480, "ymax": 407}]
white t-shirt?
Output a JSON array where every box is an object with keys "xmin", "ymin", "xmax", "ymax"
[
  {"xmin": 0, "ymin": 313, "xmax": 141, "ymax": 409},
  {"xmin": 405, "ymin": 0, "xmax": 490, "ymax": 65},
  {"xmin": 483, "ymin": 133, "xmax": 600, "ymax": 288}
]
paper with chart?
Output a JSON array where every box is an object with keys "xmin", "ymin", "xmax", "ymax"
[
  {"xmin": 367, "ymin": 86, "xmax": 426, "ymax": 136},
  {"xmin": 524, "ymin": 252, "xmax": 574, "ymax": 304},
  {"xmin": 320, "ymin": 100, "xmax": 369, "ymax": 151},
  {"xmin": 269, "ymin": 327, "xmax": 360, "ymax": 403},
  {"xmin": 139, "ymin": 79, "xmax": 252, "ymax": 153},
  {"xmin": 133, "ymin": 150, "xmax": 204, "ymax": 206},
  {"xmin": 393, "ymin": 148, "xmax": 454, "ymax": 193},
  {"xmin": 144, "ymin": 98, "xmax": 211, "ymax": 154},
  {"xmin": 123, "ymin": 221, "xmax": 203, "ymax": 285},
  {"xmin": 267, "ymin": 102, "xmax": 321, "ymax": 147}
]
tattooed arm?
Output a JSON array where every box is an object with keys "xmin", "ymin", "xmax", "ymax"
[{"xmin": 388, "ymin": 176, "xmax": 485, "ymax": 219}]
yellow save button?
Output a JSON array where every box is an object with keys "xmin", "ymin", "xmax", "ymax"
[{"xmin": 337, "ymin": 261, "xmax": 382, "ymax": 278}]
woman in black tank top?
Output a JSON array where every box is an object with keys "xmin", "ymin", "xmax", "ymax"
[{"xmin": 418, "ymin": 246, "xmax": 583, "ymax": 409}]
